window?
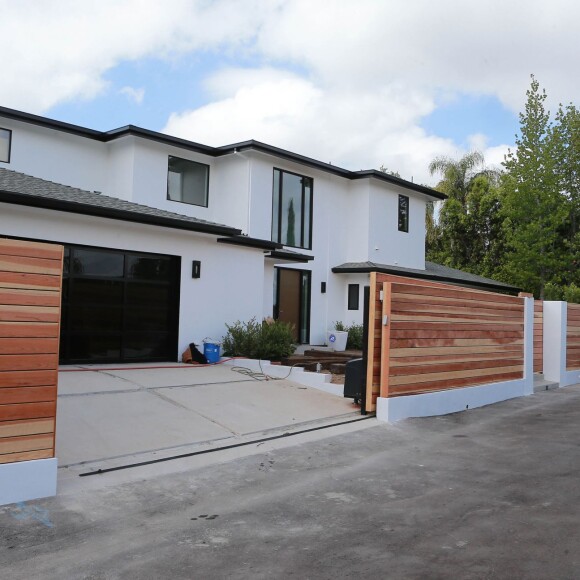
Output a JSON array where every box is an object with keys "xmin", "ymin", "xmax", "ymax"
[
  {"xmin": 0, "ymin": 128, "xmax": 12, "ymax": 163},
  {"xmin": 348, "ymin": 284, "xmax": 360, "ymax": 310},
  {"xmin": 272, "ymin": 168, "xmax": 313, "ymax": 249},
  {"xmin": 167, "ymin": 156, "xmax": 209, "ymax": 207},
  {"xmin": 398, "ymin": 194, "xmax": 409, "ymax": 232}
]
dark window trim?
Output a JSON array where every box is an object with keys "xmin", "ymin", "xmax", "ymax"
[
  {"xmin": 167, "ymin": 155, "xmax": 210, "ymax": 208},
  {"xmin": 348, "ymin": 284, "xmax": 360, "ymax": 310},
  {"xmin": 398, "ymin": 194, "xmax": 409, "ymax": 233},
  {"xmin": 0, "ymin": 127, "xmax": 12, "ymax": 164},
  {"xmin": 271, "ymin": 167, "xmax": 314, "ymax": 251}
]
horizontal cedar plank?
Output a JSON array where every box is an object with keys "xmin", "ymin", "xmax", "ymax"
[
  {"xmin": 0, "ymin": 272, "xmax": 61, "ymax": 290},
  {"xmin": 390, "ymin": 321, "xmax": 525, "ymax": 333},
  {"xmin": 0, "ymin": 434, "xmax": 54, "ymax": 455},
  {"xmin": 0, "ymin": 386, "xmax": 56, "ymax": 405},
  {"xmin": 0, "ymin": 370, "xmax": 57, "ymax": 388},
  {"xmin": 0, "ymin": 255, "xmax": 62, "ymax": 276},
  {"xmin": 391, "ymin": 313, "xmax": 523, "ymax": 325},
  {"xmin": 0, "ymin": 418, "xmax": 54, "ymax": 438},
  {"xmin": 391, "ymin": 302, "xmax": 523, "ymax": 319},
  {"xmin": 0, "ymin": 448, "xmax": 53, "ymax": 463},
  {"xmin": 389, "ymin": 364, "xmax": 523, "ymax": 386},
  {"xmin": 391, "ymin": 292, "xmax": 525, "ymax": 312},
  {"xmin": 0, "ymin": 401, "xmax": 56, "ymax": 421},
  {"xmin": 0, "ymin": 288, "xmax": 61, "ymax": 307},
  {"xmin": 0, "ymin": 305, "xmax": 60, "ymax": 323},
  {"xmin": 390, "ymin": 358, "xmax": 523, "ymax": 376},
  {"xmin": 0, "ymin": 322, "xmax": 59, "ymax": 338},
  {"xmin": 390, "ymin": 352, "xmax": 523, "ymax": 367},
  {"xmin": 389, "ymin": 282, "xmax": 522, "ymax": 306},
  {"xmin": 391, "ymin": 345, "xmax": 523, "ymax": 357},
  {"xmin": 0, "ymin": 239, "xmax": 63, "ymax": 260},
  {"xmin": 387, "ymin": 371, "xmax": 524, "ymax": 396},
  {"xmin": 0, "ymin": 354, "xmax": 59, "ymax": 371},
  {"xmin": 391, "ymin": 329, "xmax": 523, "ymax": 340},
  {"xmin": 0, "ymin": 337, "xmax": 59, "ymax": 354},
  {"xmin": 391, "ymin": 338, "xmax": 524, "ymax": 348}
]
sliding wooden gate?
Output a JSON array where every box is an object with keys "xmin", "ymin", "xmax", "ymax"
[
  {"xmin": 0, "ymin": 239, "xmax": 63, "ymax": 464},
  {"xmin": 365, "ymin": 273, "xmax": 525, "ymax": 412}
]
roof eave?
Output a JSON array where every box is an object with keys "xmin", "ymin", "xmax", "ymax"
[{"xmin": 0, "ymin": 190, "xmax": 241, "ymax": 237}]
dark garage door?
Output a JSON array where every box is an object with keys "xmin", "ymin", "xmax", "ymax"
[{"xmin": 60, "ymin": 245, "xmax": 180, "ymax": 364}]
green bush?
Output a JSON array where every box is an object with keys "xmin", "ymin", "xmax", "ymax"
[
  {"xmin": 333, "ymin": 321, "xmax": 364, "ymax": 350},
  {"xmin": 543, "ymin": 282, "xmax": 563, "ymax": 300},
  {"xmin": 222, "ymin": 317, "xmax": 296, "ymax": 360},
  {"xmin": 563, "ymin": 283, "xmax": 580, "ymax": 304}
]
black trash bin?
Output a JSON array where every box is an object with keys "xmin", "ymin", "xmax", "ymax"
[{"xmin": 344, "ymin": 358, "xmax": 366, "ymax": 405}]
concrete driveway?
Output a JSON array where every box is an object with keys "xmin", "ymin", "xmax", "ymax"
[{"xmin": 56, "ymin": 362, "xmax": 357, "ymax": 480}]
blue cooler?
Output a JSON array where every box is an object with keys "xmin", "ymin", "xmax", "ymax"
[{"xmin": 203, "ymin": 340, "xmax": 221, "ymax": 364}]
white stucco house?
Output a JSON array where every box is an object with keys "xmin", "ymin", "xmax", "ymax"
[{"xmin": 0, "ymin": 106, "xmax": 518, "ymax": 364}]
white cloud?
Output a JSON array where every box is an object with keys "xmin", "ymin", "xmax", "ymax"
[
  {"xmin": 119, "ymin": 86, "xmax": 145, "ymax": 105},
  {"xmin": 2, "ymin": 0, "xmax": 580, "ymax": 182}
]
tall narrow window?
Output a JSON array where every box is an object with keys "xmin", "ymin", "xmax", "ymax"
[
  {"xmin": 271, "ymin": 168, "xmax": 313, "ymax": 250},
  {"xmin": 398, "ymin": 194, "xmax": 409, "ymax": 232},
  {"xmin": 0, "ymin": 128, "xmax": 12, "ymax": 163},
  {"xmin": 167, "ymin": 156, "xmax": 209, "ymax": 207},
  {"xmin": 348, "ymin": 284, "xmax": 360, "ymax": 310}
]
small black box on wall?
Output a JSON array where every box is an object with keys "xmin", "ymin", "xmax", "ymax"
[{"xmin": 192, "ymin": 260, "xmax": 201, "ymax": 278}]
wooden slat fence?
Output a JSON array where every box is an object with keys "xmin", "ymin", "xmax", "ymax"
[
  {"xmin": 0, "ymin": 238, "xmax": 63, "ymax": 464},
  {"xmin": 366, "ymin": 273, "xmax": 525, "ymax": 410},
  {"xmin": 534, "ymin": 301, "xmax": 543, "ymax": 373},
  {"xmin": 567, "ymin": 303, "xmax": 580, "ymax": 370}
]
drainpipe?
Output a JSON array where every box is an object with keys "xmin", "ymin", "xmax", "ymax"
[{"xmin": 234, "ymin": 148, "xmax": 252, "ymax": 235}]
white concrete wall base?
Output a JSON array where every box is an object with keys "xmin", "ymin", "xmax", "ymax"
[
  {"xmin": 376, "ymin": 379, "xmax": 531, "ymax": 423},
  {"xmin": 0, "ymin": 458, "xmax": 58, "ymax": 506}
]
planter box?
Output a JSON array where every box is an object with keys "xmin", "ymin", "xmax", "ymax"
[{"xmin": 327, "ymin": 330, "xmax": 348, "ymax": 352}]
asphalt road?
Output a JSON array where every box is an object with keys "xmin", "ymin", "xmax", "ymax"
[{"xmin": 2, "ymin": 385, "xmax": 580, "ymax": 579}]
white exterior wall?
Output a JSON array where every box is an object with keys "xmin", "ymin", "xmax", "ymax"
[
  {"xmin": 368, "ymin": 182, "xmax": 425, "ymax": 270},
  {"xmin": 0, "ymin": 203, "xmax": 265, "ymax": 355},
  {"xmin": 1, "ymin": 119, "xmax": 110, "ymax": 194}
]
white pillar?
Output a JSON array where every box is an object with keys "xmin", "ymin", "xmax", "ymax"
[{"xmin": 523, "ymin": 297, "xmax": 534, "ymax": 395}]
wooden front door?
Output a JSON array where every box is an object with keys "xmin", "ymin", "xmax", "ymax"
[{"xmin": 275, "ymin": 268, "xmax": 310, "ymax": 343}]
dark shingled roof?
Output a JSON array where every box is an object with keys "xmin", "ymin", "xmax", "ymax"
[
  {"xmin": 331, "ymin": 260, "xmax": 520, "ymax": 294},
  {"xmin": 0, "ymin": 105, "xmax": 446, "ymax": 201},
  {"xmin": 0, "ymin": 168, "xmax": 240, "ymax": 237}
]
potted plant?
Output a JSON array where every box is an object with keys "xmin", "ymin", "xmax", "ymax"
[{"xmin": 327, "ymin": 321, "xmax": 348, "ymax": 351}]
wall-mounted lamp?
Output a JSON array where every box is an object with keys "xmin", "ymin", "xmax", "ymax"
[
  {"xmin": 321, "ymin": 281, "xmax": 327, "ymax": 294},
  {"xmin": 192, "ymin": 260, "xmax": 201, "ymax": 279}
]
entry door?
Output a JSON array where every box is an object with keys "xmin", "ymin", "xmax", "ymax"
[{"xmin": 275, "ymin": 268, "xmax": 310, "ymax": 343}]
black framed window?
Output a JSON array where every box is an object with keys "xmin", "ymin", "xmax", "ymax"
[
  {"xmin": 272, "ymin": 168, "xmax": 313, "ymax": 249},
  {"xmin": 0, "ymin": 128, "xmax": 12, "ymax": 163},
  {"xmin": 398, "ymin": 194, "xmax": 409, "ymax": 232},
  {"xmin": 167, "ymin": 156, "xmax": 209, "ymax": 207},
  {"xmin": 348, "ymin": 284, "xmax": 360, "ymax": 310}
]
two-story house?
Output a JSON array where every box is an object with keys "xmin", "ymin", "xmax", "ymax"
[{"xmin": 0, "ymin": 106, "xmax": 518, "ymax": 364}]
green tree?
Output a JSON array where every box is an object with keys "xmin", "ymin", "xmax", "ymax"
[
  {"xmin": 501, "ymin": 75, "xmax": 568, "ymax": 297},
  {"xmin": 426, "ymin": 151, "xmax": 503, "ymax": 276}
]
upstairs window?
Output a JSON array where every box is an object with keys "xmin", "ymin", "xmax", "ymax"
[
  {"xmin": 167, "ymin": 156, "xmax": 209, "ymax": 207},
  {"xmin": 398, "ymin": 194, "xmax": 409, "ymax": 232},
  {"xmin": 272, "ymin": 168, "xmax": 313, "ymax": 250},
  {"xmin": 0, "ymin": 128, "xmax": 12, "ymax": 163}
]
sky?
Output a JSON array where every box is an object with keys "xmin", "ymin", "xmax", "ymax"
[{"xmin": 1, "ymin": 0, "xmax": 578, "ymax": 185}]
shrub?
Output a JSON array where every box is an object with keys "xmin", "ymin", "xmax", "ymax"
[
  {"xmin": 543, "ymin": 282, "xmax": 563, "ymax": 300},
  {"xmin": 563, "ymin": 283, "xmax": 580, "ymax": 304},
  {"xmin": 222, "ymin": 317, "xmax": 296, "ymax": 360}
]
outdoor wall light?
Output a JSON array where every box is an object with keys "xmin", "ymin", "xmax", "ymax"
[
  {"xmin": 192, "ymin": 260, "xmax": 201, "ymax": 279},
  {"xmin": 321, "ymin": 281, "xmax": 327, "ymax": 293}
]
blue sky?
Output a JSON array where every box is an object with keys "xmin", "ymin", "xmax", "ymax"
[{"xmin": 1, "ymin": 0, "xmax": 577, "ymax": 184}]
